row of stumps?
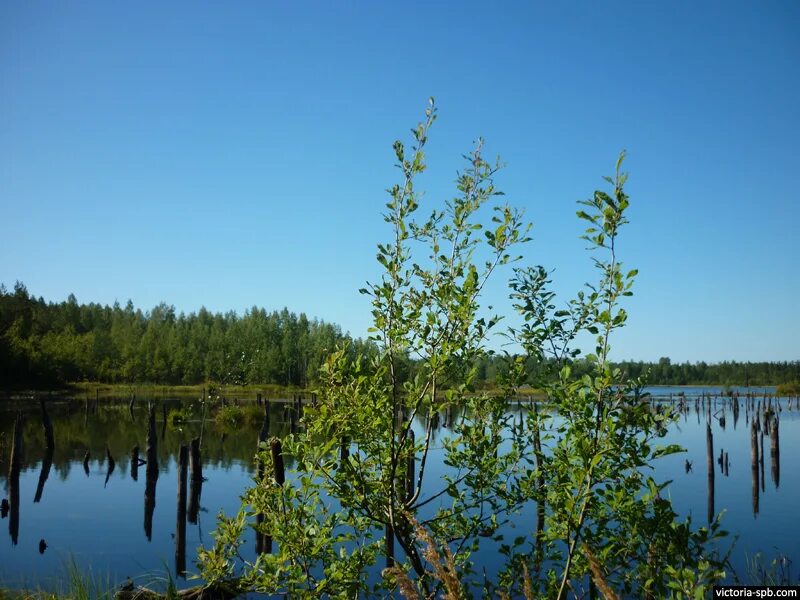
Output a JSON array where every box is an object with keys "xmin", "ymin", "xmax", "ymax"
[{"xmin": 702, "ymin": 395, "xmax": 781, "ymax": 525}]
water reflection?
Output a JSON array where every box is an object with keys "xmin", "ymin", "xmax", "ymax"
[
  {"xmin": 0, "ymin": 388, "xmax": 796, "ymax": 589},
  {"xmin": 144, "ymin": 404, "xmax": 159, "ymax": 542}
]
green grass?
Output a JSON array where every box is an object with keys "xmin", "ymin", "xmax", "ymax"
[
  {"xmin": 776, "ymin": 382, "xmax": 800, "ymax": 396},
  {"xmin": 0, "ymin": 557, "xmax": 114, "ymax": 600}
]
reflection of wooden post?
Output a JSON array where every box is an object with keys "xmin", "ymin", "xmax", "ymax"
[
  {"xmin": 8, "ymin": 413, "xmax": 23, "ymax": 545},
  {"xmin": 83, "ymin": 450, "xmax": 90, "ymax": 476},
  {"xmin": 131, "ymin": 445, "xmax": 140, "ymax": 481},
  {"xmin": 751, "ymin": 420, "xmax": 760, "ymax": 517},
  {"xmin": 255, "ymin": 410, "xmax": 271, "ymax": 554},
  {"xmin": 759, "ymin": 428, "xmax": 765, "ymax": 492},
  {"xmin": 271, "ymin": 438, "xmax": 285, "ymax": 485},
  {"xmin": 104, "ymin": 446, "xmax": 116, "ymax": 488},
  {"xmin": 188, "ymin": 474, "xmax": 202, "ymax": 525},
  {"xmin": 256, "ymin": 438, "xmax": 286, "ymax": 553},
  {"xmin": 176, "ymin": 444, "xmax": 188, "ymax": 578},
  {"xmin": 147, "ymin": 404, "xmax": 159, "ymax": 478},
  {"xmin": 35, "ymin": 401, "xmax": 55, "ymax": 503},
  {"xmin": 190, "ymin": 438, "xmax": 202, "ymax": 483},
  {"xmin": 144, "ymin": 404, "xmax": 159, "ymax": 541},
  {"xmin": 41, "ymin": 399, "xmax": 54, "ymax": 450},
  {"xmin": 770, "ymin": 418, "xmax": 780, "ymax": 489},
  {"xmin": 706, "ymin": 423, "xmax": 714, "ymax": 525}
]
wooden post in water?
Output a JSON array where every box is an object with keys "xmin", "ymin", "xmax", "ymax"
[
  {"xmin": 706, "ymin": 422, "xmax": 715, "ymax": 525},
  {"xmin": 83, "ymin": 450, "xmax": 90, "ymax": 476},
  {"xmin": 751, "ymin": 419, "xmax": 760, "ymax": 517},
  {"xmin": 190, "ymin": 437, "xmax": 202, "ymax": 483},
  {"xmin": 175, "ymin": 444, "xmax": 188, "ymax": 578},
  {"xmin": 270, "ymin": 438, "xmax": 285, "ymax": 485},
  {"xmin": 770, "ymin": 418, "xmax": 780, "ymax": 489},
  {"xmin": 255, "ymin": 408, "xmax": 271, "ymax": 554}
]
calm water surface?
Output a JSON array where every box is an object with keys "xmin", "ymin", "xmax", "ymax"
[{"xmin": 1, "ymin": 387, "xmax": 797, "ymax": 590}]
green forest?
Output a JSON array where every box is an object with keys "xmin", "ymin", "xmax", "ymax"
[
  {"xmin": 0, "ymin": 281, "xmax": 371, "ymax": 387},
  {"xmin": 1, "ymin": 281, "xmax": 797, "ymax": 389}
]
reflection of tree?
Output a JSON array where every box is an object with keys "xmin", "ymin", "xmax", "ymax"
[
  {"xmin": 8, "ymin": 467, "xmax": 19, "ymax": 545},
  {"xmin": 33, "ymin": 446, "xmax": 53, "ymax": 503},
  {"xmin": 144, "ymin": 404, "xmax": 159, "ymax": 541},
  {"xmin": 144, "ymin": 469, "xmax": 157, "ymax": 541},
  {"xmin": 7, "ymin": 413, "xmax": 23, "ymax": 545},
  {"xmin": 34, "ymin": 399, "xmax": 55, "ymax": 503},
  {"xmin": 175, "ymin": 445, "xmax": 188, "ymax": 578},
  {"xmin": 0, "ymin": 399, "xmax": 295, "ymax": 476}
]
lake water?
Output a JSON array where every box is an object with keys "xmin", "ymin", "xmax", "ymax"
[{"xmin": 1, "ymin": 387, "xmax": 798, "ymax": 592}]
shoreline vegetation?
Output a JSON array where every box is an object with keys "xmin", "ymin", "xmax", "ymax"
[
  {"xmin": 1, "ymin": 283, "xmax": 797, "ymax": 396},
  {"xmin": 2, "ymin": 380, "xmax": 798, "ymax": 404}
]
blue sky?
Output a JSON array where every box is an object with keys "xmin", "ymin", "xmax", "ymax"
[{"xmin": 1, "ymin": 1, "xmax": 798, "ymax": 362}]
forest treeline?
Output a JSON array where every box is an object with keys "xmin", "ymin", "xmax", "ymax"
[
  {"xmin": 474, "ymin": 354, "xmax": 799, "ymax": 387},
  {"xmin": 1, "ymin": 282, "xmax": 797, "ymax": 388},
  {"xmin": 0, "ymin": 282, "xmax": 371, "ymax": 387}
]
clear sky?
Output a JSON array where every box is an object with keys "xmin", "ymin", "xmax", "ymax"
[{"xmin": 1, "ymin": 1, "xmax": 798, "ymax": 362}]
